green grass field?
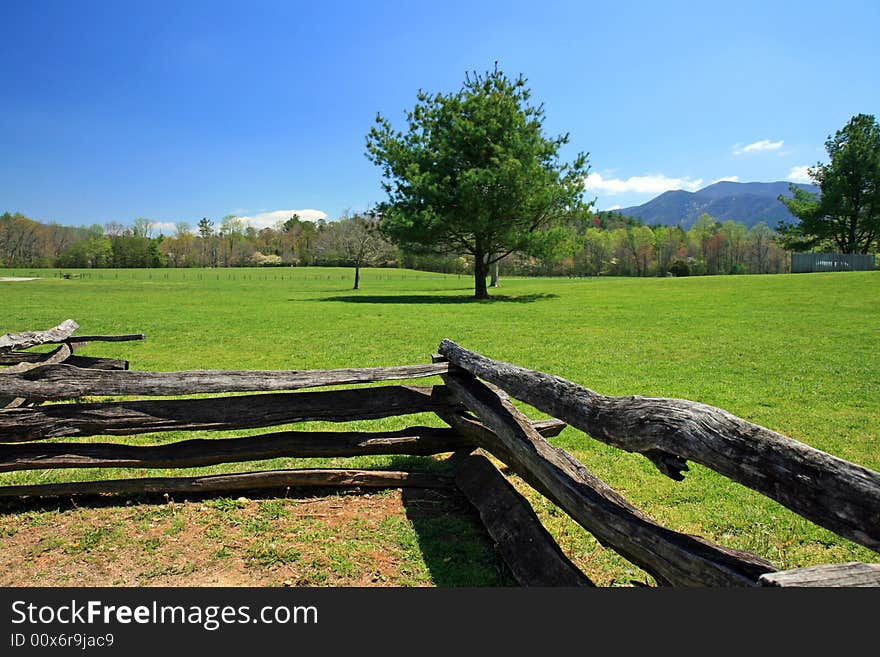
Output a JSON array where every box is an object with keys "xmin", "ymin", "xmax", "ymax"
[{"xmin": 1, "ymin": 267, "xmax": 878, "ymax": 586}]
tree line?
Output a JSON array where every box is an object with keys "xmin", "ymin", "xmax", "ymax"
[
  {"xmin": 2, "ymin": 206, "xmax": 789, "ymax": 278},
  {"xmin": 503, "ymin": 212, "xmax": 789, "ymax": 277},
  {"xmin": 0, "ymin": 211, "xmax": 399, "ymax": 276}
]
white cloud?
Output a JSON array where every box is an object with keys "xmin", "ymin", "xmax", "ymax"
[
  {"xmin": 236, "ymin": 208, "xmax": 328, "ymax": 230},
  {"xmin": 584, "ymin": 172, "xmax": 704, "ymax": 195},
  {"xmin": 149, "ymin": 221, "xmax": 178, "ymax": 235},
  {"xmin": 787, "ymin": 165, "xmax": 812, "ymax": 183},
  {"xmin": 604, "ymin": 204, "xmax": 623, "ymax": 211},
  {"xmin": 710, "ymin": 176, "xmax": 739, "ymax": 184},
  {"xmin": 734, "ymin": 139, "xmax": 784, "ymax": 155}
]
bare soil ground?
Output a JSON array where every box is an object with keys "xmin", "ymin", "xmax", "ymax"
[{"xmin": 0, "ymin": 487, "xmax": 513, "ymax": 587}]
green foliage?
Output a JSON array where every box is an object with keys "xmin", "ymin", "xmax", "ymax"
[
  {"xmin": 779, "ymin": 113, "xmax": 880, "ymax": 254},
  {"xmin": 109, "ymin": 233, "xmax": 165, "ymax": 268},
  {"xmin": 668, "ymin": 259, "xmax": 690, "ymax": 277},
  {"xmin": 56, "ymin": 235, "xmax": 113, "ymax": 268},
  {"xmin": 1, "ymin": 211, "xmax": 85, "ymax": 268},
  {"xmin": 366, "ymin": 64, "xmax": 591, "ymax": 297},
  {"xmin": 506, "ymin": 212, "xmax": 788, "ymax": 277},
  {"xmin": 197, "ymin": 217, "xmax": 214, "ymax": 239}
]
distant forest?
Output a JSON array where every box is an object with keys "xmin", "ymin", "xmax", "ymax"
[{"xmin": 1, "ymin": 209, "xmax": 792, "ymax": 277}]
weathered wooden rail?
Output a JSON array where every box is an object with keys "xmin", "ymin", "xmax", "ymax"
[{"xmin": 1, "ymin": 320, "xmax": 877, "ymax": 587}]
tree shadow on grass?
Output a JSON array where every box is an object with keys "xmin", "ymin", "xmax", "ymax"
[
  {"xmin": 386, "ymin": 454, "xmax": 516, "ymax": 587},
  {"xmin": 311, "ymin": 293, "xmax": 558, "ymax": 305},
  {"xmin": 400, "ymin": 487, "xmax": 515, "ymax": 587}
]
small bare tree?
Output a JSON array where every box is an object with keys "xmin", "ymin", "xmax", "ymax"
[{"xmin": 315, "ymin": 213, "xmax": 397, "ymax": 289}]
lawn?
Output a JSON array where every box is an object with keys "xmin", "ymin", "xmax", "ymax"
[{"xmin": 0, "ymin": 267, "xmax": 877, "ymax": 586}]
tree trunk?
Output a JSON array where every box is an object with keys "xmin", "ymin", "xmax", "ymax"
[
  {"xmin": 474, "ymin": 254, "xmax": 489, "ymax": 299},
  {"xmin": 354, "ymin": 265, "xmax": 360, "ymax": 290}
]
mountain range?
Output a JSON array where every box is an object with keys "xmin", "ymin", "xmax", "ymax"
[{"xmin": 612, "ymin": 181, "xmax": 819, "ymax": 229}]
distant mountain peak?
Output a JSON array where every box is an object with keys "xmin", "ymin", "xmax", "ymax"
[{"xmin": 613, "ymin": 180, "xmax": 818, "ymax": 229}]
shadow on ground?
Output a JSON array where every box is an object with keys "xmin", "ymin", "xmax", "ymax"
[
  {"xmin": 387, "ymin": 454, "xmax": 515, "ymax": 587},
  {"xmin": 0, "ymin": 456, "xmax": 516, "ymax": 588},
  {"xmin": 400, "ymin": 487, "xmax": 514, "ymax": 586},
  {"xmin": 311, "ymin": 293, "xmax": 558, "ymax": 305}
]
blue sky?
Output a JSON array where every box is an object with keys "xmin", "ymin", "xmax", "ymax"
[{"xmin": 2, "ymin": 0, "xmax": 878, "ymax": 232}]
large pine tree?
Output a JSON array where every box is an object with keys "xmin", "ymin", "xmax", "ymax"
[
  {"xmin": 366, "ymin": 65, "xmax": 591, "ymax": 298},
  {"xmin": 779, "ymin": 113, "xmax": 880, "ymax": 254}
]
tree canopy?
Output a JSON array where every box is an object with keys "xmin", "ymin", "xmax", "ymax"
[
  {"xmin": 365, "ymin": 65, "xmax": 591, "ymax": 298},
  {"xmin": 778, "ymin": 113, "xmax": 880, "ymax": 254}
]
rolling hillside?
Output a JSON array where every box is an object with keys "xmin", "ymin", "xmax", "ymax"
[{"xmin": 615, "ymin": 181, "xmax": 819, "ymax": 229}]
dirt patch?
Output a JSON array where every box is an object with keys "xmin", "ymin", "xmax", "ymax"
[
  {"xmin": 0, "ymin": 487, "xmax": 509, "ymax": 587},
  {"xmin": 0, "ymin": 277, "xmax": 39, "ymax": 282}
]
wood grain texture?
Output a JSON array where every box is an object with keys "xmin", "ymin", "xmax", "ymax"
[
  {"xmin": 758, "ymin": 562, "xmax": 880, "ymax": 587},
  {"xmin": 2, "ymin": 344, "xmax": 73, "ymax": 409},
  {"xmin": 441, "ymin": 370, "xmax": 775, "ymax": 586},
  {"xmin": 0, "ymin": 362, "xmax": 450, "ymax": 400},
  {"xmin": 0, "ymin": 419, "xmax": 563, "ymax": 472},
  {"xmin": 438, "ymin": 340, "xmax": 880, "ymax": 553},
  {"xmin": 453, "ymin": 451, "xmax": 594, "ymax": 587},
  {"xmin": 0, "ymin": 468, "xmax": 453, "ymax": 498},
  {"xmin": 0, "ymin": 427, "xmax": 472, "ymax": 471},
  {"xmin": 1, "ymin": 344, "xmax": 72, "ymax": 376},
  {"xmin": 0, "ymin": 320, "xmax": 79, "ymax": 351},
  {"xmin": 0, "ymin": 385, "xmax": 462, "ymax": 442}
]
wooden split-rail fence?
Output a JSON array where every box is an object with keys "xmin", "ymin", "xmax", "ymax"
[{"xmin": 1, "ymin": 320, "xmax": 878, "ymax": 587}]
